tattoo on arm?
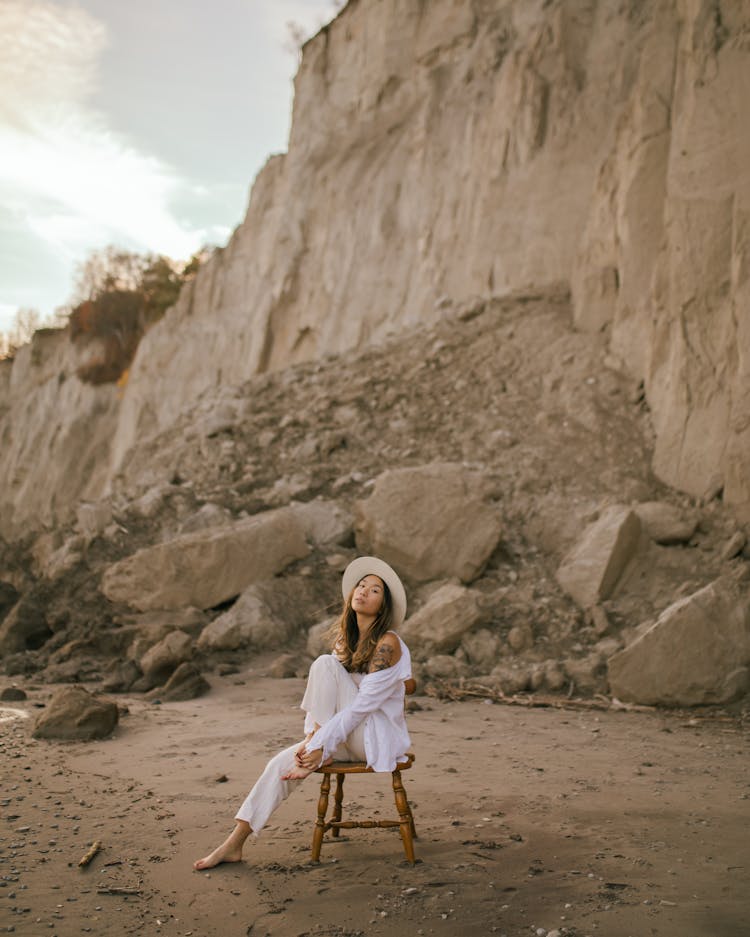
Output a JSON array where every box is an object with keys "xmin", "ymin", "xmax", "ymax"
[{"xmin": 370, "ymin": 642, "xmax": 395, "ymax": 672}]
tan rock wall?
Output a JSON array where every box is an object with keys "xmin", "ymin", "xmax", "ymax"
[{"xmin": 572, "ymin": 0, "xmax": 750, "ymax": 517}]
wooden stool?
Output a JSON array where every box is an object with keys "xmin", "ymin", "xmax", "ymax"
[{"xmin": 311, "ymin": 753, "xmax": 417, "ymax": 864}]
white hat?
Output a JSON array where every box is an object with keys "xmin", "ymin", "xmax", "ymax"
[{"xmin": 342, "ymin": 556, "xmax": 407, "ymax": 628}]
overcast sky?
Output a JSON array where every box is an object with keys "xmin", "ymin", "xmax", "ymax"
[{"xmin": 0, "ymin": 0, "xmax": 340, "ymax": 333}]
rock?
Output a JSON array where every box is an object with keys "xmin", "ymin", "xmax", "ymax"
[
  {"xmin": 556, "ymin": 505, "xmax": 642, "ymax": 608},
  {"xmin": 633, "ymin": 501, "xmax": 698, "ymax": 544},
  {"xmin": 42, "ymin": 657, "xmax": 103, "ymax": 684},
  {"xmin": 140, "ymin": 631, "xmax": 194, "ymax": 685},
  {"xmin": 0, "ymin": 686, "xmax": 27, "ymax": 701},
  {"xmin": 423, "ymin": 654, "xmax": 466, "ymax": 679},
  {"xmin": 488, "ymin": 663, "xmax": 531, "ymax": 695},
  {"xmin": 198, "ymin": 570, "xmax": 315, "ymax": 651},
  {"xmin": 130, "ymin": 485, "xmax": 171, "ymax": 519},
  {"xmin": 608, "ymin": 573, "xmax": 750, "ymax": 705},
  {"xmin": 399, "ymin": 584, "xmax": 484, "ymax": 658},
  {"xmin": 267, "ymin": 653, "xmax": 303, "ymax": 678},
  {"xmin": 542, "ymin": 660, "xmax": 567, "ymax": 691},
  {"xmin": 507, "ymin": 623, "xmax": 534, "ymax": 652},
  {"xmin": 101, "ymin": 660, "xmax": 142, "ymax": 693},
  {"xmin": 123, "ymin": 607, "xmax": 207, "ymax": 661},
  {"xmin": 595, "ymin": 636, "xmax": 623, "ymax": 658},
  {"xmin": 288, "ymin": 499, "xmax": 352, "ymax": 547},
  {"xmin": 589, "ymin": 604, "xmax": 610, "ymax": 636},
  {"xmin": 355, "ymin": 464, "xmax": 502, "ymax": 583},
  {"xmin": 179, "ymin": 502, "xmax": 233, "ymax": 534},
  {"xmin": 149, "ymin": 662, "xmax": 210, "ymax": 702},
  {"xmin": 460, "ymin": 628, "xmax": 501, "ymax": 672},
  {"xmin": 43, "ymin": 536, "xmax": 85, "ymax": 580},
  {"xmin": 197, "ymin": 582, "xmax": 288, "ymax": 652},
  {"xmin": 32, "ymin": 686, "xmax": 118, "ymax": 740},
  {"xmin": 563, "ymin": 653, "xmax": 607, "ymax": 693},
  {"xmin": 307, "ymin": 618, "xmax": 336, "ymax": 658},
  {"xmin": 0, "ymin": 597, "xmax": 52, "ymax": 656},
  {"xmin": 76, "ymin": 500, "xmax": 113, "ymax": 542},
  {"xmin": 720, "ymin": 530, "xmax": 747, "ymax": 562},
  {"xmin": 101, "ymin": 507, "xmax": 310, "ymax": 611}
]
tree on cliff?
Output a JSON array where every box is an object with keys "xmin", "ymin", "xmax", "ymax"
[{"xmin": 68, "ymin": 246, "xmax": 211, "ymax": 385}]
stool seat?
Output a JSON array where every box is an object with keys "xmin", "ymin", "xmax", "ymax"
[{"xmin": 311, "ymin": 753, "xmax": 417, "ymax": 863}]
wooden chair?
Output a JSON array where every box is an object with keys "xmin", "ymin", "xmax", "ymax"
[{"xmin": 311, "ymin": 753, "xmax": 417, "ymax": 863}]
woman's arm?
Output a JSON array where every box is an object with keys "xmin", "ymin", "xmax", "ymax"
[{"xmin": 368, "ymin": 632, "xmax": 402, "ymax": 673}]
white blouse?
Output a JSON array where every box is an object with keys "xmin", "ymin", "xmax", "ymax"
[{"xmin": 305, "ymin": 634, "xmax": 413, "ymax": 772}]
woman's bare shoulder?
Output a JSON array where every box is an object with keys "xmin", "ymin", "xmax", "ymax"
[{"xmin": 369, "ymin": 631, "xmax": 402, "ymax": 672}]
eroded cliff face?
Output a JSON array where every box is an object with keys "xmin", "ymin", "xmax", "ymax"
[
  {"xmin": 572, "ymin": 0, "xmax": 750, "ymax": 514},
  {"xmin": 0, "ymin": 331, "xmax": 118, "ymax": 538},
  {"xmin": 1, "ymin": 0, "xmax": 749, "ymax": 538}
]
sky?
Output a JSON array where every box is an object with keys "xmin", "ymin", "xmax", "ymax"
[{"xmin": 0, "ymin": 0, "xmax": 341, "ymax": 333}]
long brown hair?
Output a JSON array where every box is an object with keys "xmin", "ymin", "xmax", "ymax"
[{"xmin": 327, "ymin": 576, "xmax": 394, "ymax": 673}]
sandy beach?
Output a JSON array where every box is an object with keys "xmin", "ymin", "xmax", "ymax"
[{"xmin": 1, "ymin": 667, "xmax": 748, "ymax": 937}]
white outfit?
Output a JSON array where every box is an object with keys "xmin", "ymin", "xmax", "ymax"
[{"xmin": 235, "ymin": 634, "xmax": 412, "ymax": 834}]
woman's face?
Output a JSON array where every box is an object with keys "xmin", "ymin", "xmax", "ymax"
[{"xmin": 351, "ymin": 575, "xmax": 385, "ymax": 618}]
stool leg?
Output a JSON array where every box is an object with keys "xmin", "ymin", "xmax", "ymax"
[
  {"xmin": 311, "ymin": 773, "xmax": 331, "ymax": 862},
  {"xmin": 331, "ymin": 772, "xmax": 345, "ymax": 837},
  {"xmin": 392, "ymin": 769, "xmax": 416, "ymax": 864}
]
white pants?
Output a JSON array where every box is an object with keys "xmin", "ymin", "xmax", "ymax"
[{"xmin": 235, "ymin": 655, "xmax": 366, "ymax": 834}]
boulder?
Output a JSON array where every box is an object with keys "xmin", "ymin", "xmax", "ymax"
[
  {"xmin": 460, "ymin": 628, "xmax": 502, "ymax": 672},
  {"xmin": 399, "ymin": 583, "xmax": 484, "ymax": 659},
  {"xmin": 101, "ymin": 660, "xmax": 142, "ymax": 693},
  {"xmin": 139, "ymin": 631, "xmax": 194, "ymax": 685},
  {"xmin": 0, "ymin": 596, "xmax": 52, "ymax": 656},
  {"xmin": 0, "ymin": 686, "xmax": 27, "ymax": 701},
  {"xmin": 608, "ymin": 574, "xmax": 750, "ymax": 706},
  {"xmin": 197, "ymin": 583, "xmax": 288, "ymax": 652},
  {"xmin": 307, "ymin": 618, "xmax": 336, "ymax": 658},
  {"xmin": 423, "ymin": 654, "xmax": 467, "ymax": 679},
  {"xmin": 33, "ymin": 686, "xmax": 118, "ymax": 740},
  {"xmin": 563, "ymin": 653, "xmax": 608, "ymax": 693},
  {"xmin": 355, "ymin": 463, "xmax": 502, "ymax": 583},
  {"xmin": 542, "ymin": 659, "xmax": 567, "ymax": 691},
  {"xmin": 633, "ymin": 501, "xmax": 697, "ymax": 544},
  {"xmin": 288, "ymin": 499, "xmax": 352, "ymax": 547},
  {"xmin": 179, "ymin": 502, "xmax": 233, "ymax": 534},
  {"xmin": 101, "ymin": 507, "xmax": 310, "ymax": 611},
  {"xmin": 556, "ymin": 505, "xmax": 642, "ymax": 609},
  {"xmin": 124, "ymin": 608, "xmax": 207, "ymax": 662},
  {"xmin": 76, "ymin": 500, "xmax": 113, "ymax": 542},
  {"xmin": 489, "ymin": 662, "xmax": 531, "ymax": 695},
  {"xmin": 507, "ymin": 623, "xmax": 534, "ymax": 652},
  {"xmin": 267, "ymin": 652, "xmax": 304, "ymax": 678},
  {"xmin": 149, "ymin": 662, "xmax": 210, "ymax": 702}
]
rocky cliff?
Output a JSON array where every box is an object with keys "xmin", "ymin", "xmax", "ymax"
[{"xmin": 1, "ymin": 0, "xmax": 748, "ymax": 539}]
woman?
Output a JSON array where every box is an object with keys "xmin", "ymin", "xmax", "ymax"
[{"xmin": 193, "ymin": 556, "xmax": 414, "ymax": 870}]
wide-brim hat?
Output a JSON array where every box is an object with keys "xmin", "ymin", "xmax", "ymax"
[{"xmin": 342, "ymin": 556, "xmax": 407, "ymax": 629}]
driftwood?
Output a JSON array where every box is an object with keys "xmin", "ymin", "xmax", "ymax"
[
  {"xmin": 78, "ymin": 841, "xmax": 102, "ymax": 868},
  {"xmin": 96, "ymin": 885, "xmax": 142, "ymax": 896},
  {"xmin": 425, "ymin": 681, "xmax": 655, "ymax": 713}
]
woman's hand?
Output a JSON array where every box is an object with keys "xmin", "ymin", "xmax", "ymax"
[
  {"xmin": 404, "ymin": 677, "xmax": 417, "ymax": 696},
  {"xmin": 295, "ymin": 745, "xmax": 324, "ymax": 770}
]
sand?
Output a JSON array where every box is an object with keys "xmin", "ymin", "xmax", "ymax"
[{"xmin": 1, "ymin": 670, "xmax": 748, "ymax": 937}]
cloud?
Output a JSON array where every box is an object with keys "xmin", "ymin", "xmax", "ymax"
[{"xmin": 0, "ymin": 1, "xmax": 205, "ymax": 272}]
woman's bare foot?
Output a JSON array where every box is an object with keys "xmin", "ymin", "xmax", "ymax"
[
  {"xmin": 193, "ymin": 843, "xmax": 242, "ymax": 870},
  {"xmin": 281, "ymin": 762, "xmax": 318, "ymax": 781},
  {"xmin": 193, "ymin": 821, "xmax": 251, "ymax": 870}
]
